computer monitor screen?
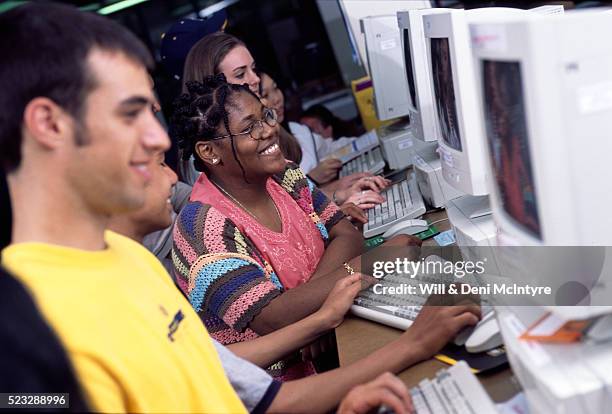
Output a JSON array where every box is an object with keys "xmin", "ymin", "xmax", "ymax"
[
  {"xmin": 482, "ymin": 60, "xmax": 541, "ymax": 239},
  {"xmin": 430, "ymin": 37, "xmax": 462, "ymax": 152},
  {"xmin": 402, "ymin": 29, "xmax": 417, "ymax": 111},
  {"xmin": 338, "ymin": 1, "xmax": 362, "ymax": 66}
]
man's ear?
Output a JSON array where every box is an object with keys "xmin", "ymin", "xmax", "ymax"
[
  {"xmin": 22, "ymin": 97, "xmax": 72, "ymax": 150},
  {"xmin": 195, "ymin": 141, "xmax": 221, "ymax": 166}
]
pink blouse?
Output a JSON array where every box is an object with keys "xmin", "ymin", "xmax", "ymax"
[{"xmin": 190, "ymin": 173, "xmax": 326, "ymax": 289}]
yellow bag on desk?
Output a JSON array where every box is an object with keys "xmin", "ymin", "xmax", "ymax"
[{"xmin": 351, "ymin": 76, "xmax": 395, "ymax": 131}]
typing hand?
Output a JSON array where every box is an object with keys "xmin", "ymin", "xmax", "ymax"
[
  {"xmin": 338, "ymin": 372, "xmax": 414, "ymax": 414},
  {"xmin": 316, "ymin": 273, "xmax": 376, "ymax": 330},
  {"xmin": 353, "ymin": 175, "xmax": 390, "ymax": 193},
  {"xmin": 335, "ymin": 175, "xmax": 391, "ymax": 206},
  {"xmin": 340, "ymin": 202, "xmax": 368, "ymax": 224},
  {"xmin": 400, "ymin": 296, "xmax": 481, "ymax": 360},
  {"xmin": 335, "ymin": 172, "xmax": 374, "ymax": 191},
  {"xmin": 344, "ymin": 191, "xmax": 384, "ymax": 210},
  {"xmin": 309, "ymin": 158, "xmax": 342, "ymax": 185}
]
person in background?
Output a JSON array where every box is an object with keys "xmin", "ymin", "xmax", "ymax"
[
  {"xmin": 259, "ymin": 75, "xmax": 357, "ymax": 176},
  {"xmin": 0, "ymin": 3, "xmax": 244, "ymax": 412},
  {"xmin": 107, "ymin": 149, "xmax": 185, "ymax": 274},
  {"xmin": 300, "ymin": 104, "xmax": 365, "ymax": 141},
  {"xmin": 260, "ymin": 71, "xmax": 387, "ymax": 215}
]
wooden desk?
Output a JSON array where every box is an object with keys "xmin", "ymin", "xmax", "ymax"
[
  {"xmin": 335, "ymin": 316, "xmax": 520, "ymax": 403},
  {"xmin": 340, "ymin": 209, "xmax": 520, "ymax": 403}
]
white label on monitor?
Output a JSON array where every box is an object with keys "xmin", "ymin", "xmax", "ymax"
[
  {"xmin": 577, "ymin": 81, "xmax": 612, "ymax": 114},
  {"xmin": 380, "ymin": 38, "xmax": 397, "ymax": 51},
  {"xmin": 470, "ymin": 24, "xmax": 507, "ymax": 53},
  {"xmin": 398, "ymin": 138, "xmax": 413, "ymax": 150}
]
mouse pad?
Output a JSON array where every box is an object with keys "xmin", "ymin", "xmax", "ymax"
[{"xmin": 435, "ymin": 343, "xmax": 508, "ymax": 374}]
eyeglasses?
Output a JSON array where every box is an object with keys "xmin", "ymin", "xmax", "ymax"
[{"xmin": 210, "ymin": 107, "xmax": 278, "ymax": 141}]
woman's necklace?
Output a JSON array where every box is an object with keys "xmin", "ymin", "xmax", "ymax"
[{"xmin": 210, "ymin": 178, "xmax": 281, "ymax": 225}]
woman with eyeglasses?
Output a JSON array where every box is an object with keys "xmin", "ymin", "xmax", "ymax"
[
  {"xmin": 171, "ymin": 75, "xmax": 369, "ymax": 380},
  {"xmin": 180, "ymin": 32, "xmax": 386, "ymax": 218}
]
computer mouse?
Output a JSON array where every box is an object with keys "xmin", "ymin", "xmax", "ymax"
[
  {"xmin": 382, "ymin": 219, "xmax": 429, "ymax": 239},
  {"xmin": 465, "ymin": 317, "xmax": 503, "ymax": 353},
  {"xmin": 453, "ymin": 307, "xmax": 495, "ymax": 347}
]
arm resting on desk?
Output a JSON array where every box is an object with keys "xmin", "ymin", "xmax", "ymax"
[
  {"xmin": 227, "ymin": 311, "xmax": 330, "ymax": 368},
  {"xmin": 268, "ymin": 337, "xmax": 424, "ymax": 413},
  {"xmin": 230, "ymin": 274, "xmax": 371, "ymax": 367}
]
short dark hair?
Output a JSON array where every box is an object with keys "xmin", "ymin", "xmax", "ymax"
[
  {"xmin": 302, "ymin": 104, "xmax": 364, "ymax": 139},
  {"xmin": 182, "ymin": 32, "xmax": 244, "ymax": 91},
  {"xmin": 302, "ymin": 104, "xmax": 335, "ymax": 129},
  {"xmin": 0, "ymin": 2, "xmax": 153, "ymax": 173}
]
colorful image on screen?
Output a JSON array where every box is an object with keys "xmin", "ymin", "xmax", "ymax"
[
  {"xmin": 403, "ymin": 29, "xmax": 417, "ymax": 111},
  {"xmin": 482, "ymin": 60, "xmax": 541, "ymax": 239},
  {"xmin": 430, "ymin": 37, "xmax": 462, "ymax": 152}
]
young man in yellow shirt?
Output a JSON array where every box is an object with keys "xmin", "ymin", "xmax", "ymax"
[{"xmin": 0, "ymin": 3, "xmax": 244, "ymax": 412}]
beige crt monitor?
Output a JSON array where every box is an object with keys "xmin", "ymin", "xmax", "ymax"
[
  {"xmin": 424, "ymin": 6, "xmax": 562, "ymax": 199},
  {"xmin": 473, "ymin": 11, "xmax": 612, "ymax": 412},
  {"xmin": 397, "ymin": 8, "xmax": 454, "ymax": 143},
  {"xmin": 423, "ymin": 8, "xmax": 530, "ymax": 197},
  {"xmin": 337, "ymin": 0, "xmax": 430, "ymax": 71},
  {"xmin": 473, "ymin": 9, "xmax": 612, "ymax": 247},
  {"xmin": 360, "ymin": 15, "xmax": 412, "ymax": 121}
]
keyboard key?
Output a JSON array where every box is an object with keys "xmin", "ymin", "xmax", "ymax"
[{"xmin": 363, "ymin": 176, "xmax": 426, "ymax": 238}]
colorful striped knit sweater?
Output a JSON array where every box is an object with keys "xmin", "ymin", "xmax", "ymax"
[{"xmin": 171, "ymin": 162, "xmax": 344, "ymax": 377}]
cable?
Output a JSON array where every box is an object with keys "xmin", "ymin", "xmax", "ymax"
[{"xmin": 428, "ymin": 217, "xmax": 449, "ymax": 227}]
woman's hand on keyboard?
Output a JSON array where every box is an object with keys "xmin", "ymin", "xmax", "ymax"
[
  {"xmin": 340, "ymin": 202, "xmax": 368, "ymax": 224},
  {"xmin": 336, "ymin": 172, "xmax": 373, "ymax": 190},
  {"xmin": 402, "ymin": 298, "xmax": 481, "ymax": 359},
  {"xmin": 344, "ymin": 190, "xmax": 385, "ymax": 210},
  {"xmin": 346, "ymin": 174, "xmax": 390, "ymax": 193},
  {"xmin": 309, "ymin": 158, "xmax": 343, "ymax": 185},
  {"xmin": 338, "ymin": 372, "xmax": 414, "ymax": 414},
  {"xmin": 335, "ymin": 175, "xmax": 391, "ymax": 207},
  {"xmin": 317, "ymin": 273, "xmax": 376, "ymax": 330}
]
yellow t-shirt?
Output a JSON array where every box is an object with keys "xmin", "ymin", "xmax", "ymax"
[{"xmin": 2, "ymin": 231, "xmax": 246, "ymax": 414}]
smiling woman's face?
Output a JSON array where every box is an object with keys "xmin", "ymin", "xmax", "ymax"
[
  {"xmin": 205, "ymin": 91, "xmax": 286, "ymax": 181},
  {"xmin": 217, "ymin": 46, "xmax": 260, "ymax": 95}
]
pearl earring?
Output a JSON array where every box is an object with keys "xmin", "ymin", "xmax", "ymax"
[{"xmin": 211, "ymin": 158, "xmax": 219, "ymax": 165}]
